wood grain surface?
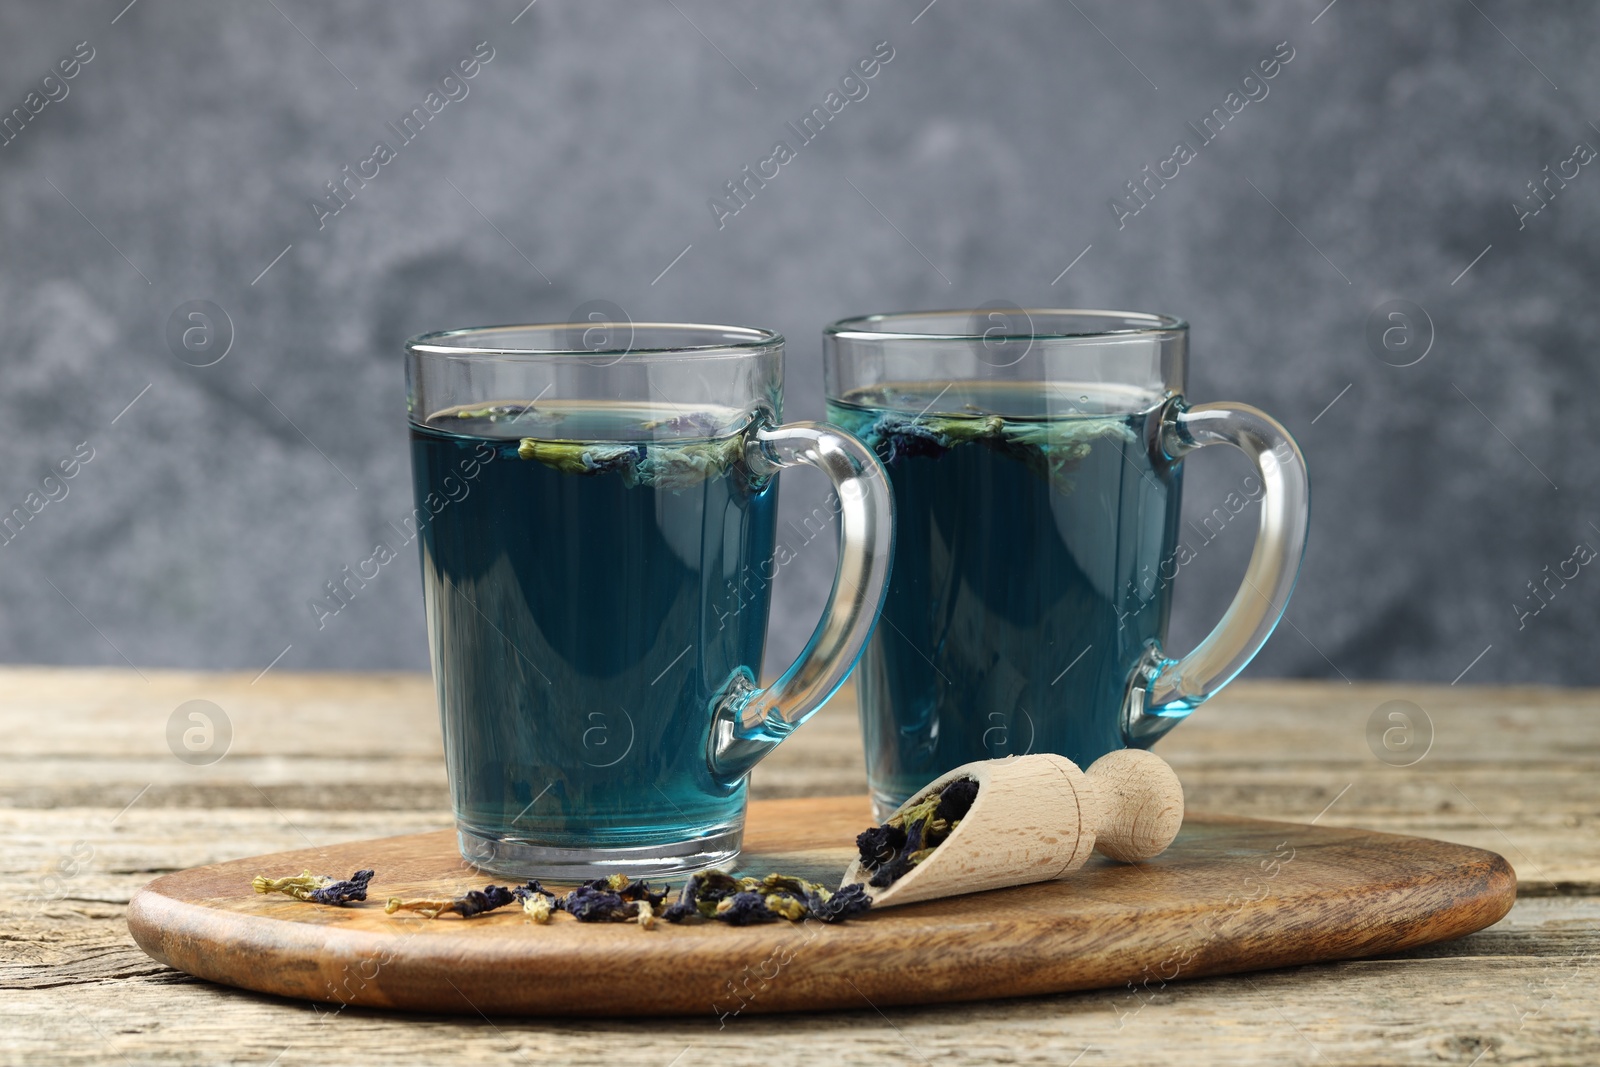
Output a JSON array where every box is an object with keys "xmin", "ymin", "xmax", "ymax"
[
  {"xmin": 125, "ymin": 802, "xmax": 1513, "ymax": 1016},
  {"xmin": 4, "ymin": 669, "xmax": 1599, "ymax": 1063}
]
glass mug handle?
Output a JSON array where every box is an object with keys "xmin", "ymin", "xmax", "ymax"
[
  {"xmin": 707, "ymin": 422, "xmax": 894, "ymax": 788},
  {"xmin": 1123, "ymin": 399, "xmax": 1311, "ymax": 745}
]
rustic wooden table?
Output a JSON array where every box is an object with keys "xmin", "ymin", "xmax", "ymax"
[{"xmin": 4, "ymin": 669, "xmax": 1596, "ymax": 1064}]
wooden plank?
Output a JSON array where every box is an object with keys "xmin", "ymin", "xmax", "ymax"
[{"xmin": 2, "ymin": 669, "xmax": 1597, "ymax": 1064}]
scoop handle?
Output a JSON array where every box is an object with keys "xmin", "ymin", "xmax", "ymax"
[{"xmin": 1084, "ymin": 749, "xmax": 1185, "ymax": 864}]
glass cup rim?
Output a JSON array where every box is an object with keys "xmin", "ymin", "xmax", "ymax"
[
  {"xmin": 406, "ymin": 321, "xmax": 784, "ymax": 361},
  {"xmin": 824, "ymin": 308, "xmax": 1188, "ymax": 343}
]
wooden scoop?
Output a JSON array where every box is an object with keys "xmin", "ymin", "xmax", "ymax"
[{"xmin": 840, "ymin": 750, "xmax": 1184, "ymax": 908}]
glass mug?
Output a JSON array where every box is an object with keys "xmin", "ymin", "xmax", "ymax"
[
  {"xmin": 824, "ymin": 309, "xmax": 1310, "ymax": 818},
  {"xmin": 406, "ymin": 323, "xmax": 892, "ymax": 877}
]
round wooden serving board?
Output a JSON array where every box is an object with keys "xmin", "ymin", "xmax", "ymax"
[{"xmin": 127, "ymin": 797, "xmax": 1514, "ymax": 1017}]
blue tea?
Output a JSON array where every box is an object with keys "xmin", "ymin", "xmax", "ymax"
[
  {"xmin": 827, "ymin": 381, "xmax": 1181, "ymax": 812},
  {"xmin": 410, "ymin": 402, "xmax": 777, "ymax": 865}
]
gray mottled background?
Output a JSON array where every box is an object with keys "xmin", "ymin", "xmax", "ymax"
[{"xmin": 1, "ymin": 0, "xmax": 1595, "ymax": 686}]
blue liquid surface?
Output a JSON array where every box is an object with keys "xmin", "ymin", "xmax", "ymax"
[
  {"xmin": 827, "ymin": 381, "xmax": 1181, "ymax": 810},
  {"xmin": 410, "ymin": 402, "xmax": 776, "ymax": 850}
]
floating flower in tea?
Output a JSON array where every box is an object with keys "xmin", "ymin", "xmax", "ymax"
[
  {"xmin": 843, "ymin": 408, "xmax": 1136, "ymax": 493},
  {"xmin": 860, "ymin": 413, "xmax": 1003, "ymax": 464},
  {"xmin": 517, "ymin": 432, "xmax": 748, "ymax": 490},
  {"xmin": 451, "ymin": 403, "xmax": 556, "ymax": 426}
]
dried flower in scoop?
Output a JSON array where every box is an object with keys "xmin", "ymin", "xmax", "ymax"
[
  {"xmin": 934, "ymin": 778, "xmax": 980, "ymax": 822},
  {"xmin": 251, "ymin": 869, "xmax": 374, "ymax": 906},
  {"xmin": 384, "ymin": 883, "xmax": 519, "ymax": 919},
  {"xmin": 855, "ymin": 824, "xmax": 907, "ymax": 869},
  {"xmin": 857, "ymin": 777, "xmax": 979, "ymax": 889}
]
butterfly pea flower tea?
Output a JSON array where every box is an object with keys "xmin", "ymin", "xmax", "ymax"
[
  {"xmin": 824, "ymin": 311, "xmax": 1309, "ymax": 819},
  {"xmin": 406, "ymin": 324, "xmax": 893, "ymax": 880}
]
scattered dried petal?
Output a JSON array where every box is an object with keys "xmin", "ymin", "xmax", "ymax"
[
  {"xmin": 546, "ymin": 875, "xmax": 672, "ymax": 924},
  {"xmin": 512, "ymin": 880, "xmax": 557, "ymax": 924},
  {"xmin": 662, "ymin": 870, "xmax": 873, "ymax": 926},
  {"xmin": 252, "ymin": 869, "xmax": 373, "ymax": 906},
  {"xmin": 715, "ymin": 891, "xmax": 778, "ymax": 926},
  {"xmin": 806, "ymin": 882, "xmax": 872, "ymax": 923},
  {"xmin": 384, "ymin": 883, "xmax": 518, "ymax": 920},
  {"xmin": 660, "ymin": 879, "xmax": 701, "ymax": 924},
  {"xmin": 308, "ymin": 869, "xmax": 373, "ymax": 905}
]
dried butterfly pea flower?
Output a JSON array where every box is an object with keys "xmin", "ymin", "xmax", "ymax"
[
  {"xmin": 804, "ymin": 882, "xmax": 872, "ymax": 923},
  {"xmin": 560, "ymin": 882, "xmax": 632, "ymax": 922},
  {"xmin": 859, "ymin": 777, "xmax": 979, "ymax": 890},
  {"xmin": 663, "ymin": 871, "xmax": 872, "ymax": 926},
  {"xmin": 714, "ymin": 891, "xmax": 777, "ymax": 926},
  {"xmin": 855, "ymin": 824, "xmax": 907, "ymax": 871},
  {"xmin": 523, "ymin": 893, "xmax": 555, "ymax": 924},
  {"xmin": 384, "ymin": 883, "xmax": 519, "ymax": 920},
  {"xmin": 531, "ymin": 874, "xmax": 672, "ymax": 924},
  {"xmin": 935, "ymin": 778, "xmax": 980, "ymax": 822},
  {"xmin": 511, "ymin": 879, "xmax": 558, "ymax": 924},
  {"xmin": 868, "ymin": 854, "xmax": 915, "ymax": 890},
  {"xmin": 251, "ymin": 868, "xmax": 374, "ymax": 906},
  {"xmin": 308, "ymin": 869, "xmax": 374, "ymax": 905},
  {"xmin": 762, "ymin": 893, "xmax": 809, "ymax": 922},
  {"xmin": 256, "ymin": 866, "xmax": 870, "ymax": 930},
  {"xmin": 660, "ymin": 878, "xmax": 703, "ymax": 924},
  {"xmin": 457, "ymin": 884, "xmax": 519, "ymax": 917}
]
